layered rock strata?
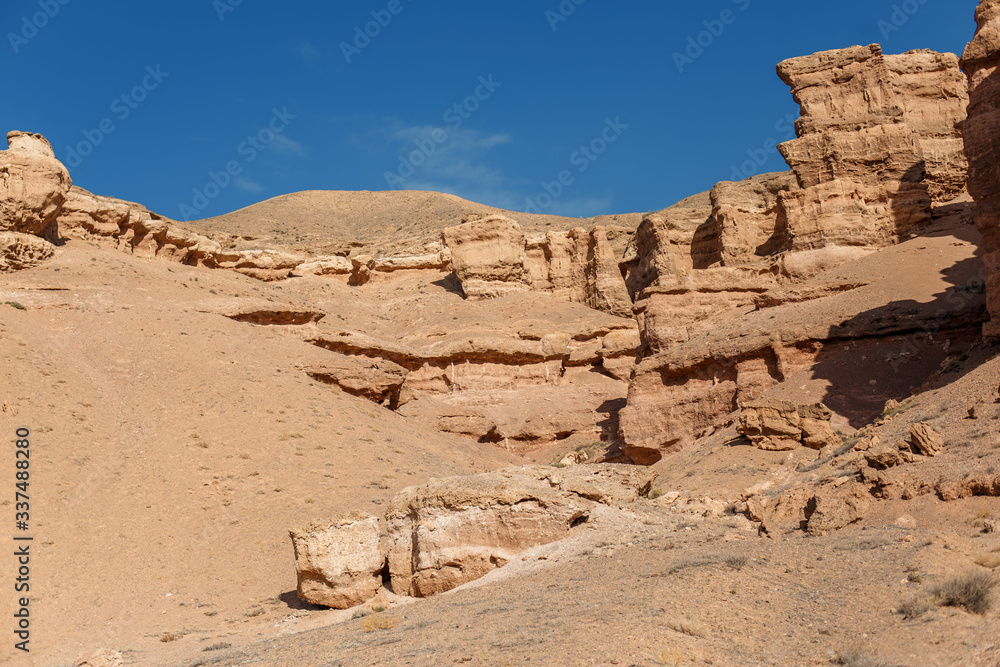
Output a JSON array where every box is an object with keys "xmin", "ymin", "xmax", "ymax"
[{"xmin": 962, "ymin": 0, "xmax": 1000, "ymax": 335}]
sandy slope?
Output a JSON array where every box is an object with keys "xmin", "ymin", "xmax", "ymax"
[{"xmin": 186, "ymin": 190, "xmax": 644, "ymax": 257}]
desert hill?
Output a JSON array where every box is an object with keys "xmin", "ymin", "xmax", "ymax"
[{"xmin": 187, "ymin": 189, "xmax": 644, "ymax": 258}]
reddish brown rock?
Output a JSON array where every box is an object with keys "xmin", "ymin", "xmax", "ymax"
[{"xmin": 962, "ymin": 0, "xmax": 1000, "ymax": 335}]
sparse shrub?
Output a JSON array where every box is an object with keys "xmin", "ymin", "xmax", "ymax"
[
  {"xmin": 243, "ymin": 605, "xmax": 264, "ymax": 618},
  {"xmin": 202, "ymin": 642, "xmax": 232, "ymax": 652},
  {"xmin": 360, "ymin": 613, "xmax": 396, "ymax": 632},
  {"xmin": 5, "ymin": 301, "xmax": 26, "ymax": 311},
  {"xmin": 663, "ymin": 613, "xmax": 708, "ymax": 638},
  {"xmin": 160, "ymin": 632, "xmax": 182, "ymax": 643},
  {"xmin": 934, "ymin": 570, "xmax": 997, "ymax": 614},
  {"xmin": 648, "ymin": 488, "xmax": 664, "ymax": 500},
  {"xmin": 899, "ymin": 570, "xmax": 998, "ymax": 618},
  {"xmin": 726, "ymin": 555, "xmax": 749, "ymax": 570}
]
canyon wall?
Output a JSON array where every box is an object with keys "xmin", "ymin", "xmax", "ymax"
[{"xmin": 963, "ymin": 0, "xmax": 1000, "ymax": 336}]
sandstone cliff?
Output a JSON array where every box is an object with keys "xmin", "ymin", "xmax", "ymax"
[{"xmin": 962, "ymin": 0, "xmax": 1000, "ymax": 336}]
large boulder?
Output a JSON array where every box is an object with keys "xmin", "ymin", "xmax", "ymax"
[
  {"xmin": 386, "ymin": 465, "xmax": 654, "ymax": 597},
  {"xmin": 0, "ymin": 131, "xmax": 71, "ymax": 241},
  {"xmin": 288, "ymin": 512, "xmax": 385, "ymax": 609}
]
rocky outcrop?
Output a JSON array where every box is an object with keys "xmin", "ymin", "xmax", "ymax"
[
  {"xmin": 962, "ymin": 0, "xmax": 1000, "ymax": 335},
  {"xmin": 305, "ymin": 322, "xmax": 638, "ymax": 447},
  {"xmin": 737, "ymin": 400, "xmax": 841, "ymax": 451},
  {"xmin": 0, "ymin": 231, "xmax": 54, "ymax": 272},
  {"xmin": 442, "ymin": 214, "xmax": 532, "ymax": 299},
  {"xmin": 909, "ymin": 422, "xmax": 944, "ymax": 456},
  {"xmin": 385, "ymin": 465, "xmax": 654, "ymax": 597},
  {"xmin": 303, "ymin": 355, "xmax": 410, "ymax": 408},
  {"xmin": 615, "ymin": 44, "xmax": 971, "ymax": 464},
  {"xmin": 443, "ymin": 214, "xmax": 634, "ymax": 317},
  {"xmin": 0, "ymin": 130, "xmax": 71, "ymax": 242},
  {"xmin": 777, "ymin": 45, "xmax": 932, "ymax": 253},
  {"xmin": 289, "ymin": 512, "xmax": 386, "ymax": 609}
]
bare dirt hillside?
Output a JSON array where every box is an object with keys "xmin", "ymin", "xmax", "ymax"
[{"xmin": 186, "ymin": 190, "xmax": 645, "ymax": 257}]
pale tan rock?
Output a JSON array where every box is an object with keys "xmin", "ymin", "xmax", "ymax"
[
  {"xmin": 909, "ymin": 422, "xmax": 944, "ymax": 456},
  {"xmin": 709, "ymin": 172, "xmax": 799, "ymax": 264},
  {"xmin": 296, "ymin": 255, "xmax": 353, "ymax": 276},
  {"xmin": 0, "ymin": 231, "xmax": 54, "ymax": 272},
  {"xmin": 962, "ymin": 0, "xmax": 1000, "ymax": 335},
  {"xmin": 303, "ymin": 355, "xmax": 409, "ymax": 408},
  {"xmin": 1, "ymin": 130, "xmax": 72, "ymax": 241},
  {"xmin": 386, "ymin": 465, "xmax": 652, "ymax": 597},
  {"xmin": 806, "ymin": 483, "xmax": 870, "ymax": 534},
  {"xmin": 74, "ymin": 649, "xmax": 124, "ymax": 667},
  {"xmin": 289, "ymin": 511, "xmax": 385, "ymax": 609},
  {"xmin": 442, "ymin": 214, "xmax": 532, "ymax": 299}
]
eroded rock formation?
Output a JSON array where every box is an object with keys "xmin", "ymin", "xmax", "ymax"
[
  {"xmin": 289, "ymin": 512, "xmax": 386, "ymax": 609},
  {"xmin": 963, "ymin": 0, "xmax": 1000, "ymax": 335},
  {"xmin": 616, "ymin": 44, "xmax": 972, "ymax": 464},
  {"xmin": 385, "ymin": 465, "xmax": 655, "ymax": 597},
  {"xmin": 0, "ymin": 131, "xmax": 71, "ymax": 242},
  {"xmin": 443, "ymin": 214, "xmax": 634, "ymax": 317}
]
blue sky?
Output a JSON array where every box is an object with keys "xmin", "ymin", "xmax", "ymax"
[{"xmin": 0, "ymin": 0, "xmax": 981, "ymax": 221}]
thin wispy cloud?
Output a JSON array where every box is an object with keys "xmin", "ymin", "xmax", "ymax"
[
  {"xmin": 234, "ymin": 177, "xmax": 265, "ymax": 194},
  {"xmin": 370, "ymin": 121, "xmax": 612, "ymax": 217},
  {"xmin": 270, "ymin": 134, "xmax": 306, "ymax": 157}
]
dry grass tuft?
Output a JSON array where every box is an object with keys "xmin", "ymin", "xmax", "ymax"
[
  {"xmin": 655, "ymin": 647, "xmax": 689, "ymax": 666},
  {"xmin": 663, "ymin": 613, "xmax": 709, "ymax": 638},
  {"xmin": 360, "ymin": 613, "xmax": 396, "ymax": 632},
  {"xmin": 934, "ymin": 570, "xmax": 997, "ymax": 614},
  {"xmin": 899, "ymin": 570, "xmax": 998, "ymax": 618},
  {"xmin": 974, "ymin": 553, "xmax": 1000, "ymax": 569}
]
